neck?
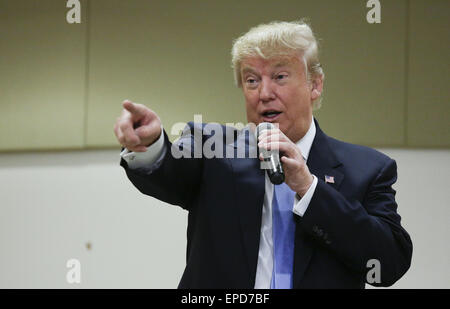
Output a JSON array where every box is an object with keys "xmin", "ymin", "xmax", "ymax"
[{"xmin": 289, "ymin": 117, "xmax": 312, "ymax": 143}]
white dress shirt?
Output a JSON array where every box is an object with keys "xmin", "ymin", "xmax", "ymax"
[
  {"xmin": 254, "ymin": 118, "xmax": 317, "ymax": 288},
  {"xmin": 120, "ymin": 118, "xmax": 318, "ymax": 289}
]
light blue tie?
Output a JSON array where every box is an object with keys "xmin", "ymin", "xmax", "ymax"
[{"xmin": 270, "ymin": 182, "xmax": 296, "ymax": 289}]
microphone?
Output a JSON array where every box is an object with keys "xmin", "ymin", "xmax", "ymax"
[{"xmin": 256, "ymin": 122, "xmax": 285, "ymax": 185}]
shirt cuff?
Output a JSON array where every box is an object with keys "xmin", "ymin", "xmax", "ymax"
[
  {"xmin": 120, "ymin": 125, "xmax": 166, "ymax": 169},
  {"xmin": 293, "ymin": 174, "xmax": 318, "ymax": 217}
]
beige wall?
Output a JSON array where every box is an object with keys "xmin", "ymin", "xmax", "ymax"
[{"xmin": 1, "ymin": 0, "xmax": 449, "ymax": 151}]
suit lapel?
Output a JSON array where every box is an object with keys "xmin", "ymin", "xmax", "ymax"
[
  {"xmin": 293, "ymin": 118, "xmax": 344, "ymax": 288},
  {"xmin": 306, "ymin": 119, "xmax": 344, "ymax": 190}
]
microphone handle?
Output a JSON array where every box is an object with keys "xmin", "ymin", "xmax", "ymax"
[{"xmin": 265, "ymin": 154, "xmax": 285, "ymax": 185}]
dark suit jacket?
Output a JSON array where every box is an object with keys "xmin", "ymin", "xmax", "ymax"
[{"xmin": 120, "ymin": 119, "xmax": 412, "ymax": 288}]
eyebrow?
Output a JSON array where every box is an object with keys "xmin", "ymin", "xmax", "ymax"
[{"xmin": 242, "ymin": 67, "xmax": 257, "ymax": 75}]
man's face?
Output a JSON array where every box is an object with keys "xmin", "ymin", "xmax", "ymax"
[{"xmin": 240, "ymin": 55, "xmax": 321, "ymax": 143}]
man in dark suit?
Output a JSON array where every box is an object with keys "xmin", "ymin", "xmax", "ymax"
[{"xmin": 114, "ymin": 20, "xmax": 412, "ymax": 288}]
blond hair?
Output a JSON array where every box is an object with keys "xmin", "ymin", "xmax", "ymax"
[{"xmin": 231, "ymin": 20, "xmax": 324, "ymax": 108}]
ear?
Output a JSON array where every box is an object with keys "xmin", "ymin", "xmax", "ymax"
[{"xmin": 310, "ymin": 75, "xmax": 324, "ymax": 101}]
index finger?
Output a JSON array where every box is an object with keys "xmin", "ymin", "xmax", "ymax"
[
  {"xmin": 122, "ymin": 100, "xmax": 146, "ymax": 118},
  {"xmin": 258, "ymin": 129, "xmax": 281, "ymax": 141}
]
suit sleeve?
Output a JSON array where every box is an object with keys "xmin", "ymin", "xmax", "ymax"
[
  {"xmin": 297, "ymin": 158, "xmax": 413, "ymax": 287},
  {"xmin": 120, "ymin": 122, "xmax": 203, "ymax": 211}
]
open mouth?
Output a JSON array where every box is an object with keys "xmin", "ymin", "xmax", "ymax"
[{"xmin": 262, "ymin": 111, "xmax": 282, "ymax": 121}]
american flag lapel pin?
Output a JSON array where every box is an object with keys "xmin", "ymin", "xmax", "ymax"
[{"xmin": 324, "ymin": 175, "xmax": 335, "ymax": 184}]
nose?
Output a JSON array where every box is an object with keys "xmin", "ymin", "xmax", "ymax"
[{"xmin": 259, "ymin": 78, "xmax": 276, "ymax": 103}]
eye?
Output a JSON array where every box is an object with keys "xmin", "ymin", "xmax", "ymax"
[
  {"xmin": 276, "ymin": 74, "xmax": 288, "ymax": 80},
  {"xmin": 245, "ymin": 77, "xmax": 258, "ymax": 87}
]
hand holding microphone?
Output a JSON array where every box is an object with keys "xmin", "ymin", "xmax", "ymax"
[
  {"xmin": 257, "ymin": 122, "xmax": 314, "ymax": 196},
  {"xmin": 257, "ymin": 122, "xmax": 285, "ymax": 185}
]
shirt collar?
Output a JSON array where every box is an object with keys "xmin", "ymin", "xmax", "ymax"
[{"xmin": 295, "ymin": 116, "xmax": 316, "ymax": 161}]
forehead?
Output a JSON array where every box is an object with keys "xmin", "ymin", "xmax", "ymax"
[{"xmin": 240, "ymin": 55, "xmax": 304, "ymax": 74}]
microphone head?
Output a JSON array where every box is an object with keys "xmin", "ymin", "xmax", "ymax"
[
  {"xmin": 256, "ymin": 122, "xmax": 278, "ymax": 159},
  {"xmin": 256, "ymin": 122, "xmax": 275, "ymax": 138}
]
